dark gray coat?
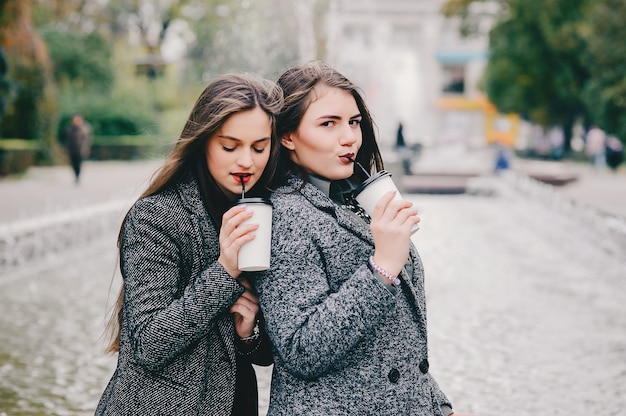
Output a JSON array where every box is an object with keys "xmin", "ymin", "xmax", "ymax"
[
  {"xmin": 96, "ymin": 176, "xmax": 271, "ymax": 415},
  {"xmin": 255, "ymin": 177, "xmax": 451, "ymax": 415}
]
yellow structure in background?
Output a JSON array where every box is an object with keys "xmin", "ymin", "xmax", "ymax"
[{"xmin": 436, "ymin": 94, "xmax": 519, "ymax": 147}]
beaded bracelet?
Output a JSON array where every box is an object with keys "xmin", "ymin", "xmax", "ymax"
[
  {"xmin": 368, "ymin": 256, "xmax": 401, "ymax": 287},
  {"xmin": 236, "ymin": 336, "xmax": 262, "ymax": 357},
  {"xmin": 239, "ymin": 322, "xmax": 260, "ymax": 343}
]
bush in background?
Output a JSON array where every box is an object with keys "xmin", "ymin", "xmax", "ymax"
[
  {"xmin": 0, "ymin": 139, "xmax": 39, "ymax": 176},
  {"xmin": 90, "ymin": 135, "xmax": 172, "ymax": 161},
  {"xmin": 56, "ymin": 86, "xmax": 159, "ymax": 144},
  {"xmin": 41, "ymin": 29, "xmax": 114, "ymax": 93}
]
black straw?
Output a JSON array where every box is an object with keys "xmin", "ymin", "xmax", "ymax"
[
  {"xmin": 238, "ymin": 174, "xmax": 246, "ymax": 198},
  {"xmin": 347, "ymin": 156, "xmax": 371, "ymax": 178}
]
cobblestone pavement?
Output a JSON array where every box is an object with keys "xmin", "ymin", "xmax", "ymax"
[
  {"xmin": 0, "ymin": 159, "xmax": 163, "ymax": 224},
  {"xmin": 1, "ymin": 151, "xmax": 625, "ymax": 415},
  {"xmin": 417, "ymin": 186, "xmax": 626, "ymax": 416}
]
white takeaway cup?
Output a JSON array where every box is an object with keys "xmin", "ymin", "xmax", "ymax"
[
  {"xmin": 236, "ymin": 198, "xmax": 273, "ymax": 272},
  {"xmin": 353, "ymin": 170, "xmax": 420, "ymax": 234}
]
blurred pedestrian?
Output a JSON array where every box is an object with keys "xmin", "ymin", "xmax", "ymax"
[
  {"xmin": 96, "ymin": 73, "xmax": 283, "ymax": 415},
  {"xmin": 585, "ymin": 126, "xmax": 606, "ymax": 171},
  {"xmin": 605, "ymin": 135, "xmax": 624, "ymax": 171},
  {"xmin": 548, "ymin": 126, "xmax": 564, "ymax": 160},
  {"xmin": 395, "ymin": 122, "xmax": 413, "ymax": 174},
  {"xmin": 64, "ymin": 113, "xmax": 92, "ymax": 184},
  {"xmin": 254, "ymin": 61, "xmax": 455, "ymax": 415},
  {"xmin": 493, "ymin": 139, "xmax": 511, "ymax": 173}
]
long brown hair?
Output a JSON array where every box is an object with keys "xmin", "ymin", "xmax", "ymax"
[
  {"xmin": 104, "ymin": 73, "xmax": 283, "ymax": 353},
  {"xmin": 273, "ymin": 60, "xmax": 384, "ymax": 185}
]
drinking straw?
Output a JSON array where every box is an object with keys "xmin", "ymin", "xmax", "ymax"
[
  {"xmin": 239, "ymin": 174, "xmax": 246, "ymax": 198},
  {"xmin": 347, "ymin": 156, "xmax": 371, "ymax": 178}
]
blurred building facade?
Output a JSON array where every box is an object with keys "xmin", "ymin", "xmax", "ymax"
[{"xmin": 326, "ymin": 0, "xmax": 495, "ymax": 149}]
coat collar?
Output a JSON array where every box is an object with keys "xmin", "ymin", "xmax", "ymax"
[
  {"xmin": 177, "ymin": 173, "xmax": 207, "ymax": 217},
  {"xmin": 281, "ymin": 175, "xmax": 374, "ymax": 245}
]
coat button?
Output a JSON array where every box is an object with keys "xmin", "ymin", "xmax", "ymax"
[
  {"xmin": 388, "ymin": 368, "xmax": 400, "ymax": 383},
  {"xmin": 419, "ymin": 358, "xmax": 429, "ymax": 374}
]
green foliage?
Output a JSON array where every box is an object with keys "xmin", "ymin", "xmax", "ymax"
[
  {"xmin": 92, "ymin": 135, "xmax": 168, "ymax": 146},
  {"xmin": 2, "ymin": 66, "xmax": 45, "ymax": 138},
  {"xmin": 0, "ymin": 48, "xmax": 12, "ymax": 119},
  {"xmin": 22, "ymin": 0, "xmax": 319, "ymax": 165},
  {"xmin": 483, "ymin": 0, "xmax": 589, "ymax": 129},
  {"xmin": 581, "ymin": 0, "xmax": 626, "ymax": 142},
  {"xmin": 57, "ymin": 85, "xmax": 158, "ymax": 140},
  {"xmin": 444, "ymin": 0, "xmax": 626, "ymax": 147},
  {"xmin": 441, "ymin": 0, "xmax": 506, "ymax": 37},
  {"xmin": 0, "ymin": 138, "xmax": 40, "ymax": 150},
  {"xmin": 0, "ymin": 0, "xmax": 59, "ymax": 166},
  {"xmin": 0, "ymin": 139, "xmax": 39, "ymax": 175},
  {"xmin": 41, "ymin": 29, "xmax": 114, "ymax": 91},
  {"xmin": 89, "ymin": 134, "xmax": 172, "ymax": 160}
]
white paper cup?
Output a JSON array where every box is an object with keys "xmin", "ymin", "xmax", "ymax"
[
  {"xmin": 236, "ymin": 198, "xmax": 273, "ymax": 271},
  {"xmin": 353, "ymin": 170, "xmax": 419, "ymax": 234}
]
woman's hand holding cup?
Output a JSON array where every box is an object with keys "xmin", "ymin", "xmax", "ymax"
[
  {"xmin": 218, "ymin": 204, "xmax": 258, "ymax": 278},
  {"xmin": 369, "ymin": 191, "xmax": 420, "ymax": 277}
]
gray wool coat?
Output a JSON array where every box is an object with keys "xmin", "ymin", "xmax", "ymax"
[
  {"xmin": 254, "ymin": 176, "xmax": 452, "ymax": 415},
  {"xmin": 96, "ymin": 176, "xmax": 272, "ymax": 416}
]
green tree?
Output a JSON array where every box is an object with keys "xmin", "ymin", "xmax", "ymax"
[
  {"xmin": 441, "ymin": 0, "xmax": 506, "ymax": 37},
  {"xmin": 581, "ymin": 0, "xmax": 626, "ymax": 144},
  {"xmin": 0, "ymin": 0, "xmax": 59, "ymax": 162},
  {"xmin": 33, "ymin": 1, "xmax": 161, "ymax": 141},
  {"xmin": 443, "ymin": 0, "xmax": 592, "ymax": 152},
  {"xmin": 0, "ymin": 47, "xmax": 13, "ymax": 122},
  {"xmin": 41, "ymin": 30, "xmax": 114, "ymax": 91}
]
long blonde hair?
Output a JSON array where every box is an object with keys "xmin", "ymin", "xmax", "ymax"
[{"xmin": 104, "ymin": 73, "xmax": 283, "ymax": 353}]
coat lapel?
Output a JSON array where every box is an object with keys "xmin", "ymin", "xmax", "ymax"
[
  {"xmin": 292, "ymin": 177, "xmax": 373, "ymax": 245},
  {"xmin": 400, "ymin": 245, "xmax": 427, "ymax": 320},
  {"xmin": 177, "ymin": 176, "xmax": 239, "ymax": 363}
]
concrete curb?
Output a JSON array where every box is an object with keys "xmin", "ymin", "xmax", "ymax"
[
  {"xmin": 0, "ymin": 200, "xmax": 129, "ymax": 270},
  {"xmin": 499, "ymin": 170, "xmax": 626, "ymax": 251}
]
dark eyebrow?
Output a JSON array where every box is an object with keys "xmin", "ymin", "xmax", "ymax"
[
  {"xmin": 316, "ymin": 113, "xmax": 362, "ymax": 121},
  {"xmin": 316, "ymin": 115, "xmax": 340, "ymax": 121}
]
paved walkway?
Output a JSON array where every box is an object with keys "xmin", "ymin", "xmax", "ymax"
[
  {"xmin": 0, "ymin": 159, "xmax": 162, "ymax": 268},
  {"xmin": 0, "ymin": 159, "xmax": 162, "ymax": 225},
  {"xmin": 1, "ymin": 145, "xmax": 625, "ymax": 225},
  {"xmin": 409, "ymin": 144, "xmax": 626, "ymax": 219}
]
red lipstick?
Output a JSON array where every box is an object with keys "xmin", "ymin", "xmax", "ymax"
[
  {"xmin": 233, "ymin": 173, "xmax": 252, "ymax": 183},
  {"xmin": 339, "ymin": 153, "xmax": 355, "ymax": 163}
]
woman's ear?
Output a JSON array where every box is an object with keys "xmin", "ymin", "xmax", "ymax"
[{"xmin": 281, "ymin": 133, "xmax": 296, "ymax": 150}]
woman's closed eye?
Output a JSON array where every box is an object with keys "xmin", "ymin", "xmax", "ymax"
[
  {"xmin": 222, "ymin": 145, "xmax": 266, "ymax": 154},
  {"xmin": 252, "ymin": 146, "xmax": 267, "ymax": 154}
]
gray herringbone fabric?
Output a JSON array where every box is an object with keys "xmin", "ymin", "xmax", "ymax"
[
  {"xmin": 96, "ymin": 176, "xmax": 272, "ymax": 415},
  {"xmin": 254, "ymin": 176, "xmax": 451, "ymax": 415}
]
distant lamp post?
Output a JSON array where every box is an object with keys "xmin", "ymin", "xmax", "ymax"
[{"xmin": 134, "ymin": 55, "xmax": 166, "ymax": 79}]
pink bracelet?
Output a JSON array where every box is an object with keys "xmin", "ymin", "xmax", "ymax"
[{"xmin": 368, "ymin": 256, "xmax": 401, "ymax": 287}]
